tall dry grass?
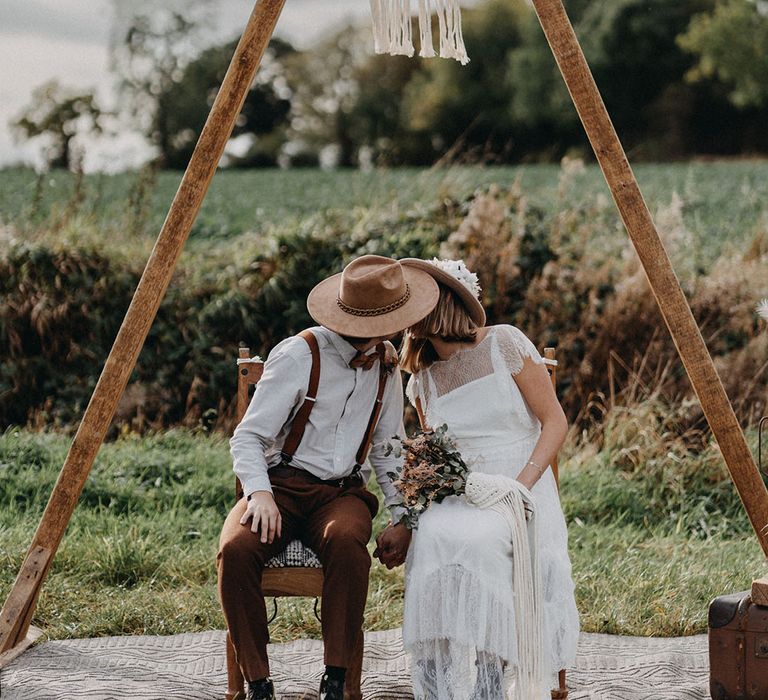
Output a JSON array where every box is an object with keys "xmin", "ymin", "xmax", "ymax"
[
  {"xmin": 1, "ymin": 160, "xmax": 766, "ymax": 442},
  {"xmin": 440, "ymin": 159, "xmax": 768, "ymax": 429}
]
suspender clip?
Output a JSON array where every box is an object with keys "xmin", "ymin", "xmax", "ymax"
[{"xmin": 339, "ymin": 463, "xmax": 363, "ymax": 489}]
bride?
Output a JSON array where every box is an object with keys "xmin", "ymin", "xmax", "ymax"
[{"xmin": 381, "ymin": 258, "xmax": 580, "ymax": 699}]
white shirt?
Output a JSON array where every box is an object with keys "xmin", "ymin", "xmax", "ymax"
[{"xmin": 230, "ymin": 326, "xmax": 405, "ymax": 520}]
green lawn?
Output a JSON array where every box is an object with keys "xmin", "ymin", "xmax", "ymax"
[
  {"xmin": 2, "ymin": 160, "xmax": 768, "ymax": 265},
  {"xmin": 1, "ymin": 427, "xmax": 762, "ymax": 643}
]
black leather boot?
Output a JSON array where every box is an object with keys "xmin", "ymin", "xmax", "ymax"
[
  {"xmin": 246, "ymin": 678, "xmax": 275, "ymax": 700},
  {"xmin": 318, "ymin": 672, "xmax": 345, "ymax": 700}
]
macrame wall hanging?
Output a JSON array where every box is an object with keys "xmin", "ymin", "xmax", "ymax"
[{"xmin": 369, "ymin": 0, "xmax": 470, "ymax": 65}]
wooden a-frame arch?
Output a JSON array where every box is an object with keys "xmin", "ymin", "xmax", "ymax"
[{"xmin": 2, "ymin": 0, "xmax": 768, "ymax": 665}]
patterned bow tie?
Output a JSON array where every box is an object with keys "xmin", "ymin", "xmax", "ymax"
[{"xmin": 349, "ymin": 350, "xmax": 377, "ymax": 371}]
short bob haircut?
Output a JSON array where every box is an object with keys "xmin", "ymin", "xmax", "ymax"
[{"xmin": 400, "ymin": 284, "xmax": 479, "ymax": 374}]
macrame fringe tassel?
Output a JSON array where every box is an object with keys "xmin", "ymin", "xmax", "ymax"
[
  {"xmin": 433, "ymin": 0, "xmax": 469, "ymax": 65},
  {"xmin": 370, "ymin": 0, "xmax": 415, "ymax": 57},
  {"xmin": 371, "ymin": 0, "xmax": 469, "ymax": 64},
  {"xmin": 465, "ymin": 472, "xmax": 547, "ymax": 699},
  {"xmin": 492, "ymin": 491, "xmax": 546, "ymax": 700},
  {"xmin": 418, "ymin": 0, "xmax": 436, "ymax": 58}
]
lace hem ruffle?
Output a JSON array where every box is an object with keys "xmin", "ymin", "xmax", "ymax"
[
  {"xmin": 404, "ymin": 560, "xmax": 580, "ymax": 677},
  {"xmin": 404, "ymin": 563, "xmax": 519, "ymax": 662},
  {"xmin": 404, "ymin": 564, "xmax": 578, "ymax": 698}
]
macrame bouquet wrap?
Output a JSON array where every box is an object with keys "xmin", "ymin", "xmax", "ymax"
[
  {"xmin": 369, "ymin": 0, "xmax": 470, "ymax": 65},
  {"xmin": 465, "ymin": 471, "xmax": 548, "ymax": 699}
]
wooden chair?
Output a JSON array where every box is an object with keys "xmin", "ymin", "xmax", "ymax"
[
  {"xmin": 225, "ymin": 347, "xmax": 365, "ymax": 700},
  {"xmin": 543, "ymin": 347, "xmax": 569, "ymax": 700}
]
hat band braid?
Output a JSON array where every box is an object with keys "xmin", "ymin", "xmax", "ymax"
[{"xmin": 337, "ymin": 284, "xmax": 411, "ymax": 317}]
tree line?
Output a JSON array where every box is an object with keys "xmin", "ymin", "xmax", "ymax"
[{"xmin": 12, "ymin": 0, "xmax": 768, "ymax": 170}]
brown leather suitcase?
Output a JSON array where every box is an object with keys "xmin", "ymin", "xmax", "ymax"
[{"xmin": 709, "ymin": 590, "xmax": 768, "ymax": 698}]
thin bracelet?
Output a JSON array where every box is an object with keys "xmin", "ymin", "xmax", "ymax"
[{"xmin": 526, "ymin": 459, "xmax": 546, "ymax": 474}]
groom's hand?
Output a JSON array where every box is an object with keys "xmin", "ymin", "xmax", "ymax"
[
  {"xmin": 240, "ymin": 491, "xmax": 282, "ymax": 544},
  {"xmin": 374, "ymin": 522, "xmax": 412, "ymax": 569}
]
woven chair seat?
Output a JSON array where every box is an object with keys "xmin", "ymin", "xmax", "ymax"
[{"xmin": 264, "ymin": 539, "xmax": 321, "ymax": 568}]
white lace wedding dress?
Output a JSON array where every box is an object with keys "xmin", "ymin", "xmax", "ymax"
[{"xmin": 403, "ymin": 324, "xmax": 580, "ymax": 700}]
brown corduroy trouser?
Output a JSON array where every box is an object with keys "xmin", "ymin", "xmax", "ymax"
[{"xmin": 216, "ymin": 471, "xmax": 379, "ymax": 682}]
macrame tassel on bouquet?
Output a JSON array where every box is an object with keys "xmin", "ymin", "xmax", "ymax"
[
  {"xmin": 465, "ymin": 472, "xmax": 547, "ymax": 699},
  {"xmin": 370, "ymin": 0, "xmax": 469, "ymax": 64}
]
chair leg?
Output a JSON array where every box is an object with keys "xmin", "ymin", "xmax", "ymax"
[
  {"xmin": 551, "ymin": 668, "xmax": 568, "ymax": 699},
  {"xmin": 225, "ymin": 631, "xmax": 246, "ymax": 700},
  {"xmin": 343, "ymin": 627, "xmax": 364, "ymax": 700}
]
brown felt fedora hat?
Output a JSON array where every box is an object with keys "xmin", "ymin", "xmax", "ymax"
[
  {"xmin": 307, "ymin": 255, "xmax": 440, "ymax": 337},
  {"xmin": 399, "ymin": 258, "xmax": 486, "ymax": 326}
]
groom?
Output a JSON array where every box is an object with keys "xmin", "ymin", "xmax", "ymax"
[{"xmin": 218, "ymin": 255, "xmax": 438, "ymax": 700}]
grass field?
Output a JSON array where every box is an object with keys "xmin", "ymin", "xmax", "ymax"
[
  {"xmin": 0, "ymin": 424, "xmax": 763, "ymax": 643},
  {"xmin": 2, "ymin": 161, "xmax": 768, "ymax": 267}
]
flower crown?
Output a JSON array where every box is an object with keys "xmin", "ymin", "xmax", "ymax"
[{"xmin": 428, "ymin": 258, "xmax": 482, "ymax": 299}]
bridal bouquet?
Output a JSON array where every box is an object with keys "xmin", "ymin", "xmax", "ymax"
[{"xmin": 385, "ymin": 424, "xmax": 471, "ymax": 529}]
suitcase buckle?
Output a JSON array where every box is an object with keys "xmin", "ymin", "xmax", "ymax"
[{"xmin": 757, "ymin": 634, "xmax": 768, "ymax": 658}]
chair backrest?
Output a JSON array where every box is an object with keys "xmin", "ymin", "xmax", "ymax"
[
  {"xmin": 543, "ymin": 347, "xmax": 560, "ymax": 492},
  {"xmin": 234, "ymin": 347, "xmax": 264, "ymax": 500}
]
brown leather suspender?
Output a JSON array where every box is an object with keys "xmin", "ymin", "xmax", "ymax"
[
  {"xmin": 279, "ymin": 332, "xmax": 391, "ymax": 474},
  {"xmin": 280, "ymin": 330, "xmax": 321, "ymax": 463},
  {"xmin": 353, "ymin": 343, "xmax": 388, "ymax": 471}
]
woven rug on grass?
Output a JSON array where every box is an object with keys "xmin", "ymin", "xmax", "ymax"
[{"xmin": 1, "ymin": 628, "xmax": 708, "ymax": 699}]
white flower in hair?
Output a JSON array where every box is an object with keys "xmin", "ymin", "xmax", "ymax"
[
  {"xmin": 757, "ymin": 298, "xmax": 768, "ymax": 322},
  {"xmin": 429, "ymin": 258, "xmax": 482, "ymax": 299}
]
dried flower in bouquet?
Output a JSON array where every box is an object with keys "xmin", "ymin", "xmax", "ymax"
[{"xmin": 385, "ymin": 424, "xmax": 472, "ymax": 529}]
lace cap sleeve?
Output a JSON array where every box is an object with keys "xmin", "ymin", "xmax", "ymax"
[{"xmin": 495, "ymin": 325, "xmax": 545, "ymax": 376}]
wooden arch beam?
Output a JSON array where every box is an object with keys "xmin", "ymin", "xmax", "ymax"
[
  {"xmin": 530, "ymin": 0, "xmax": 768, "ymax": 558},
  {"xmin": 0, "ymin": 0, "xmax": 286, "ymax": 656}
]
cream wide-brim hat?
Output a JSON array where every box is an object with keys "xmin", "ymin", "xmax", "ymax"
[
  {"xmin": 399, "ymin": 258, "xmax": 486, "ymax": 327},
  {"xmin": 307, "ymin": 255, "xmax": 440, "ymax": 337}
]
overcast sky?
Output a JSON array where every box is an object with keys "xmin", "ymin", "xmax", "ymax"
[{"xmin": 0, "ymin": 0, "xmax": 372, "ymax": 171}]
